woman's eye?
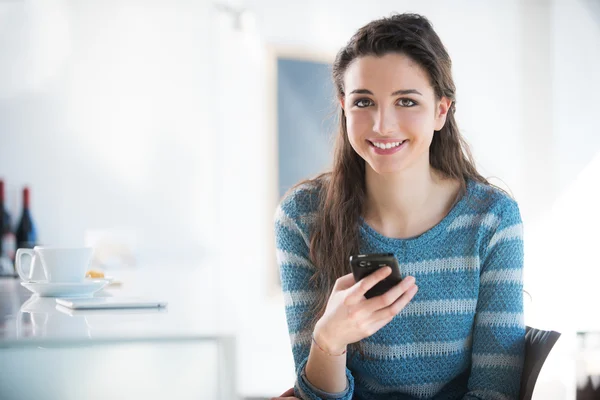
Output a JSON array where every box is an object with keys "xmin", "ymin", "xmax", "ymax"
[
  {"xmin": 354, "ymin": 99, "xmax": 373, "ymax": 108},
  {"xmin": 398, "ymin": 98, "xmax": 416, "ymax": 107}
]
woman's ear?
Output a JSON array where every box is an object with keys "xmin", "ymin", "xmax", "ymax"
[
  {"xmin": 340, "ymin": 96, "xmax": 346, "ymax": 111},
  {"xmin": 434, "ymin": 97, "xmax": 452, "ymax": 131}
]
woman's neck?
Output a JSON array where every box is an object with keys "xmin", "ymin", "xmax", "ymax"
[{"xmin": 363, "ymin": 162, "xmax": 456, "ymax": 239}]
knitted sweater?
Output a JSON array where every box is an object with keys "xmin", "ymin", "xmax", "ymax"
[{"xmin": 275, "ymin": 179, "xmax": 525, "ymax": 400}]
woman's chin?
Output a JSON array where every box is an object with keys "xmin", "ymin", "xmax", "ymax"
[{"xmin": 367, "ymin": 162, "xmax": 407, "ymax": 176}]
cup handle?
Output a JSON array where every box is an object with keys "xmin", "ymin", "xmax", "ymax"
[{"xmin": 15, "ymin": 248, "xmax": 36, "ymax": 281}]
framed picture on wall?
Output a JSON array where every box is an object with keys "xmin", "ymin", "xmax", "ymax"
[{"xmin": 266, "ymin": 46, "xmax": 337, "ymax": 298}]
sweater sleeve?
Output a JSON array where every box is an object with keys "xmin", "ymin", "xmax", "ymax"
[
  {"xmin": 463, "ymin": 199, "xmax": 526, "ymax": 400},
  {"xmin": 275, "ymin": 193, "xmax": 355, "ymax": 400}
]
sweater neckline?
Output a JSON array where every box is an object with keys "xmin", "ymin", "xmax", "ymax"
[{"xmin": 359, "ymin": 179, "xmax": 474, "ymax": 249}]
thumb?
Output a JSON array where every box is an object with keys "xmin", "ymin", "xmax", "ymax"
[{"xmin": 333, "ymin": 272, "xmax": 356, "ymax": 291}]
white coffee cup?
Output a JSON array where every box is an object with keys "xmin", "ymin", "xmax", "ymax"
[{"xmin": 15, "ymin": 246, "xmax": 93, "ymax": 283}]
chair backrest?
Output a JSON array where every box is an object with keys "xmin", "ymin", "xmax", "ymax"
[{"xmin": 519, "ymin": 326, "xmax": 561, "ymax": 400}]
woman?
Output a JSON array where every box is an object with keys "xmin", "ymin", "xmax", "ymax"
[{"xmin": 274, "ymin": 13, "xmax": 524, "ymax": 400}]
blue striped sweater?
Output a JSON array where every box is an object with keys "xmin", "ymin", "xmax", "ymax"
[{"xmin": 275, "ymin": 179, "xmax": 525, "ymax": 400}]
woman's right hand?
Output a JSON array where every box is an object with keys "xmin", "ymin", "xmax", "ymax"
[{"xmin": 313, "ymin": 267, "xmax": 419, "ymax": 354}]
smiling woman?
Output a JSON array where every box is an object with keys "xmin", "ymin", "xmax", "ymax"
[
  {"xmin": 274, "ymin": 13, "xmax": 525, "ymax": 400},
  {"xmin": 343, "ymin": 53, "xmax": 452, "ymax": 175}
]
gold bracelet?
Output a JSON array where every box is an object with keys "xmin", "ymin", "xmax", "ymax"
[{"xmin": 311, "ymin": 333, "xmax": 347, "ymax": 356}]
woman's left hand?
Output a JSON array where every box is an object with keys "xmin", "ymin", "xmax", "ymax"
[{"xmin": 270, "ymin": 387, "xmax": 299, "ymax": 400}]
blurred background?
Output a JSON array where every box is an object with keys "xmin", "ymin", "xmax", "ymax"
[{"xmin": 0, "ymin": 0, "xmax": 599, "ymax": 398}]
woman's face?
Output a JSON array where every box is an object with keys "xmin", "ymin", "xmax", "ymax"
[{"xmin": 342, "ymin": 53, "xmax": 451, "ymax": 175}]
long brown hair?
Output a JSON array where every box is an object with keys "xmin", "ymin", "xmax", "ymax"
[{"xmin": 300, "ymin": 13, "xmax": 491, "ymax": 356}]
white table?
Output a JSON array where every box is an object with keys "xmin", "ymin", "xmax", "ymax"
[{"xmin": 0, "ymin": 265, "xmax": 238, "ymax": 400}]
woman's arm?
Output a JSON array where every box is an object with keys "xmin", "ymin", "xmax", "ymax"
[
  {"xmin": 304, "ymin": 321, "xmax": 349, "ymax": 394},
  {"xmin": 464, "ymin": 199, "xmax": 526, "ymax": 399},
  {"xmin": 275, "ymin": 200, "xmax": 354, "ymax": 400}
]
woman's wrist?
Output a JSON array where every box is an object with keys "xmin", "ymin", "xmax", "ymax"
[{"xmin": 313, "ymin": 321, "xmax": 347, "ymax": 355}]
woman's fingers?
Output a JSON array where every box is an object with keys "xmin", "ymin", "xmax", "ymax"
[
  {"xmin": 370, "ymin": 283, "xmax": 419, "ymax": 323},
  {"xmin": 362, "ymin": 276, "xmax": 417, "ymax": 314},
  {"xmin": 346, "ymin": 267, "xmax": 392, "ymax": 303},
  {"xmin": 278, "ymin": 388, "xmax": 295, "ymax": 397},
  {"xmin": 270, "ymin": 388, "xmax": 297, "ymax": 400}
]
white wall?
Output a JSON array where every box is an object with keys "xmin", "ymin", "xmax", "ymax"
[
  {"xmin": 524, "ymin": 0, "xmax": 600, "ymax": 331},
  {"xmin": 0, "ymin": 0, "xmax": 218, "ymax": 264},
  {"xmin": 1, "ymin": 0, "xmax": 599, "ymax": 398},
  {"xmin": 527, "ymin": 3, "xmax": 600, "ymax": 398}
]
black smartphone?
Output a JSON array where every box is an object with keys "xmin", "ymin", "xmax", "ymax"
[{"xmin": 349, "ymin": 253, "xmax": 403, "ymax": 299}]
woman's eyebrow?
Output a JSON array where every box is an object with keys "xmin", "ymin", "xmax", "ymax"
[{"xmin": 349, "ymin": 88, "xmax": 423, "ymax": 96}]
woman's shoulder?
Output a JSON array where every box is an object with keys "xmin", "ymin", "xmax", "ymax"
[
  {"xmin": 465, "ymin": 179, "xmax": 522, "ymax": 222},
  {"xmin": 276, "ymin": 175, "xmax": 326, "ymax": 222}
]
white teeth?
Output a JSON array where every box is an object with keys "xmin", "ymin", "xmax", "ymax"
[{"xmin": 372, "ymin": 140, "xmax": 404, "ymax": 149}]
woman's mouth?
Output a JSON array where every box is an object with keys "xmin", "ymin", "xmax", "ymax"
[{"xmin": 368, "ymin": 139, "xmax": 408, "ymax": 155}]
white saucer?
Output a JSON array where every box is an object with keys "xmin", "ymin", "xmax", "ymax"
[{"xmin": 21, "ymin": 280, "xmax": 109, "ymax": 298}]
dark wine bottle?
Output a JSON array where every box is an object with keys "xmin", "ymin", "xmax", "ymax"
[
  {"xmin": 16, "ymin": 187, "xmax": 37, "ymax": 250},
  {"xmin": 0, "ymin": 180, "xmax": 17, "ymax": 276},
  {"xmin": 0, "ymin": 180, "xmax": 5, "ymax": 256}
]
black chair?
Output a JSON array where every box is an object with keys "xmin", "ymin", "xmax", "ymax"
[{"xmin": 519, "ymin": 326, "xmax": 561, "ymax": 400}]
